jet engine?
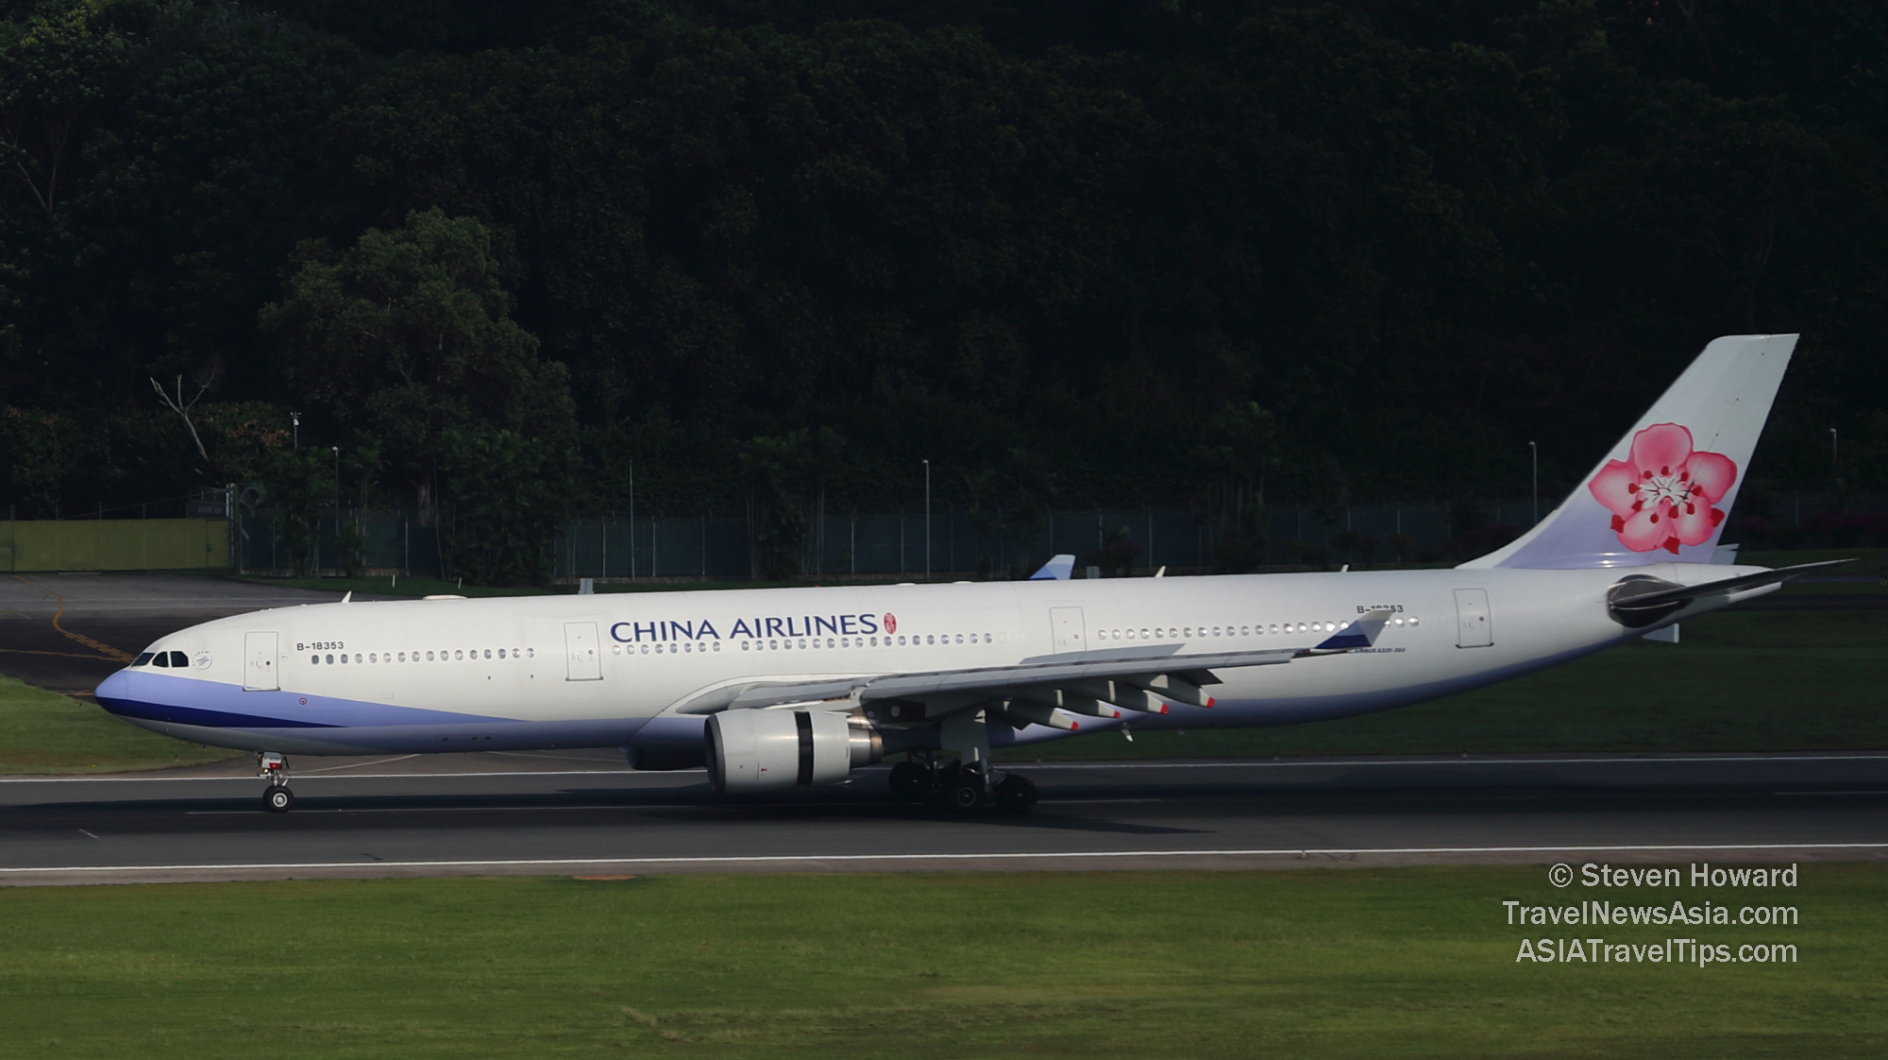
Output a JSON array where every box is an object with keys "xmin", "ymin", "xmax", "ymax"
[{"xmin": 706, "ymin": 708, "xmax": 884, "ymax": 793}]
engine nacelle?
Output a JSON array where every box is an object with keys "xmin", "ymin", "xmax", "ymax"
[{"xmin": 706, "ymin": 708, "xmax": 882, "ymax": 793}]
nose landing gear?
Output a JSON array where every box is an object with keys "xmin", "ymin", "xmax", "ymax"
[{"xmin": 258, "ymin": 752, "xmax": 294, "ymax": 812}]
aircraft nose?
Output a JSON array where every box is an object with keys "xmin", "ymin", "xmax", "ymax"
[{"xmin": 94, "ymin": 668, "xmax": 132, "ymax": 705}]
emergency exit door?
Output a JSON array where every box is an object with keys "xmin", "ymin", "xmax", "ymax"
[
  {"xmin": 1454, "ymin": 589, "xmax": 1493, "ymax": 648},
  {"xmin": 1049, "ymin": 607, "xmax": 1087, "ymax": 654},
  {"xmin": 565, "ymin": 622, "xmax": 603, "ymax": 680}
]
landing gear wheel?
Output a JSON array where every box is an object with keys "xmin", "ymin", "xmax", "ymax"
[
  {"xmin": 945, "ymin": 778, "xmax": 985, "ymax": 812},
  {"xmin": 995, "ymin": 774, "xmax": 1038, "ymax": 814},
  {"xmin": 264, "ymin": 786, "xmax": 294, "ymax": 813},
  {"xmin": 889, "ymin": 761, "xmax": 931, "ymax": 801}
]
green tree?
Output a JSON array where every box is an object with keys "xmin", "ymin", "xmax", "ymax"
[{"xmin": 261, "ymin": 208, "xmax": 576, "ymax": 581}]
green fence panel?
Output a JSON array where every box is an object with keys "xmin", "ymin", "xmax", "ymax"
[{"xmin": 0, "ymin": 519, "xmax": 231, "ymax": 572}]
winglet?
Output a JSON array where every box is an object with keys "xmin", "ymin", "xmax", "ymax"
[
  {"xmin": 1312, "ymin": 608, "xmax": 1396, "ymax": 650},
  {"xmin": 1029, "ymin": 554, "xmax": 1076, "ymax": 581}
]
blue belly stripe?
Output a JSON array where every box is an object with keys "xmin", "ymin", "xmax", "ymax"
[
  {"xmin": 98, "ymin": 695, "xmax": 339, "ymax": 729},
  {"xmin": 94, "ymin": 671, "xmax": 516, "ymax": 730}
]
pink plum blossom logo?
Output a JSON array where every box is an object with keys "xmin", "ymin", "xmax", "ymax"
[{"xmin": 1587, "ymin": 423, "xmax": 1737, "ymax": 554}]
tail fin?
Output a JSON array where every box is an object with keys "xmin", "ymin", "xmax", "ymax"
[{"xmin": 1463, "ymin": 334, "xmax": 1797, "ymax": 570}]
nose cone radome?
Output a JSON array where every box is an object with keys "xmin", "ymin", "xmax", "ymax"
[{"xmin": 94, "ymin": 669, "xmax": 134, "ymax": 712}]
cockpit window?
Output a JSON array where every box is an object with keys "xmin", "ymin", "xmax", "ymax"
[
  {"xmin": 152, "ymin": 652, "xmax": 171, "ymax": 668},
  {"xmin": 133, "ymin": 653, "xmax": 155, "ymax": 667},
  {"xmin": 168, "ymin": 651, "xmax": 188, "ymax": 667}
]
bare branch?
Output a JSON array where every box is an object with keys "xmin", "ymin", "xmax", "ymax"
[{"xmin": 150, "ymin": 370, "xmax": 216, "ymax": 465}]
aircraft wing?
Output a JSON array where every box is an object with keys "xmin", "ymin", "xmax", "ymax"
[{"xmin": 677, "ymin": 609, "xmax": 1399, "ymax": 726}]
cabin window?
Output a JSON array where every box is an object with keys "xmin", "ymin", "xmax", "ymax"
[
  {"xmin": 324, "ymin": 654, "xmax": 333, "ymax": 665},
  {"xmin": 712, "ymin": 641, "xmax": 721, "ymax": 652}
]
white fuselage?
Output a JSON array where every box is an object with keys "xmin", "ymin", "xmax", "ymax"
[{"xmin": 94, "ymin": 564, "xmax": 1773, "ymax": 756}]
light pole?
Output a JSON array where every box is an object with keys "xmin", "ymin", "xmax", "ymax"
[
  {"xmin": 1528, "ymin": 440, "xmax": 1538, "ymax": 525},
  {"xmin": 1831, "ymin": 428, "xmax": 1839, "ymax": 481},
  {"xmin": 922, "ymin": 459, "xmax": 931, "ymax": 581},
  {"xmin": 331, "ymin": 446, "xmax": 341, "ymax": 572},
  {"xmin": 291, "ymin": 411, "xmax": 300, "ymax": 449}
]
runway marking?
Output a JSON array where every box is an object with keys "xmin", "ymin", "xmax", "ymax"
[
  {"xmin": 296, "ymin": 755, "xmax": 420, "ymax": 774},
  {"xmin": 8, "ymin": 574, "xmax": 134, "ymax": 662},
  {"xmin": 5, "ymin": 842, "xmax": 1887, "ymax": 876},
  {"xmin": 1022, "ymin": 754, "xmax": 1888, "ymax": 768},
  {"xmin": 0, "ymin": 770, "xmax": 639, "ymax": 783},
  {"xmin": 7, "ymin": 752, "xmax": 1887, "ymax": 783},
  {"xmin": 184, "ymin": 803, "xmax": 706, "ymax": 815},
  {"xmin": 1777, "ymin": 790, "xmax": 1888, "ymax": 796},
  {"xmin": 0, "ymin": 647, "xmax": 127, "ymax": 660}
]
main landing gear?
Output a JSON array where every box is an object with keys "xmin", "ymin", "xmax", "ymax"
[
  {"xmin": 258, "ymin": 751, "xmax": 294, "ymax": 813},
  {"xmin": 889, "ymin": 755, "xmax": 1038, "ymax": 814}
]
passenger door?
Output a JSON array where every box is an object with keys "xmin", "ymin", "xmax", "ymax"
[
  {"xmin": 1454, "ymin": 589, "xmax": 1493, "ymax": 648},
  {"xmin": 564, "ymin": 622, "xmax": 603, "ymax": 681},
  {"xmin": 243, "ymin": 631, "xmax": 279, "ymax": 691}
]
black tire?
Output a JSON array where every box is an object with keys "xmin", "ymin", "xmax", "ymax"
[
  {"xmin": 264, "ymin": 786, "xmax": 294, "ymax": 813},
  {"xmin": 945, "ymin": 778, "xmax": 984, "ymax": 812},
  {"xmin": 996, "ymin": 774, "xmax": 1038, "ymax": 814},
  {"xmin": 888, "ymin": 761, "xmax": 930, "ymax": 801}
]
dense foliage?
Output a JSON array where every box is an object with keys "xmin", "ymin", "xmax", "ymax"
[{"xmin": 3, "ymin": 0, "xmax": 1885, "ymax": 578}]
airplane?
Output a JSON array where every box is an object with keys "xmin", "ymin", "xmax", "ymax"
[{"xmin": 94, "ymin": 334, "xmax": 1843, "ymax": 814}]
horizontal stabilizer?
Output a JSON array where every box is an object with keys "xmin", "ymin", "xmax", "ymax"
[
  {"xmin": 1029, "ymin": 554, "xmax": 1076, "ymax": 580},
  {"xmin": 1610, "ymin": 559, "xmax": 1852, "ymax": 617}
]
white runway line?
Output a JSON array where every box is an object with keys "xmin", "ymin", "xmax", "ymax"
[
  {"xmin": 5, "ymin": 841, "xmax": 1888, "ymax": 875},
  {"xmin": 6, "ymin": 751, "xmax": 1887, "ymax": 784}
]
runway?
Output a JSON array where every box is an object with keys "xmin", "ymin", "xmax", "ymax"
[{"xmin": 4, "ymin": 752, "xmax": 1885, "ymax": 885}]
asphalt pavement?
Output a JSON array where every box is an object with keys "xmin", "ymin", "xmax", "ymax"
[{"xmin": 1, "ymin": 752, "xmax": 1883, "ymax": 885}]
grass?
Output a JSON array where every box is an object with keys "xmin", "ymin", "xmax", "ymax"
[
  {"xmin": 1001, "ymin": 608, "xmax": 1888, "ymax": 761},
  {"xmin": 1, "ymin": 868, "xmax": 1881, "ymax": 1058},
  {"xmin": 0, "ymin": 674, "xmax": 234, "ymax": 774}
]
